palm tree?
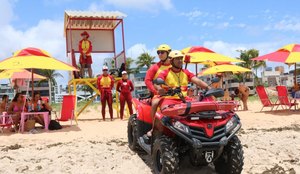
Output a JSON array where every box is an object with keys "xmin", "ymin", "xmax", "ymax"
[
  {"xmin": 252, "ymin": 60, "xmax": 266, "ymax": 86},
  {"xmin": 236, "ymin": 49, "xmax": 259, "ymax": 84},
  {"xmin": 136, "ymin": 52, "xmax": 155, "ymax": 70},
  {"xmin": 125, "ymin": 57, "xmax": 138, "ymax": 75},
  {"xmin": 37, "ymin": 70, "xmax": 63, "ymax": 103}
]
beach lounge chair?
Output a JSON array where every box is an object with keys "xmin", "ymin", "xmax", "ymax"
[
  {"xmin": 276, "ymin": 86, "xmax": 298, "ymax": 110},
  {"xmin": 256, "ymin": 85, "xmax": 279, "ymax": 112},
  {"xmin": 0, "ymin": 114, "xmax": 15, "ymax": 133},
  {"xmin": 55, "ymin": 95, "xmax": 76, "ymax": 125}
]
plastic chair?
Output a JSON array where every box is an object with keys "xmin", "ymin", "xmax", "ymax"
[
  {"xmin": 256, "ymin": 86, "xmax": 279, "ymax": 112},
  {"xmin": 55, "ymin": 95, "xmax": 76, "ymax": 125},
  {"xmin": 0, "ymin": 113, "xmax": 15, "ymax": 133},
  {"xmin": 276, "ymin": 86, "xmax": 298, "ymax": 110}
]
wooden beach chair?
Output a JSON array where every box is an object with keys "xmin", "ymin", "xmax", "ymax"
[
  {"xmin": 275, "ymin": 86, "xmax": 298, "ymax": 110},
  {"xmin": 256, "ymin": 85, "xmax": 279, "ymax": 112}
]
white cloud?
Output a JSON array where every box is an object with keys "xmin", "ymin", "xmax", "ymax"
[
  {"xmin": 126, "ymin": 43, "xmax": 156, "ymax": 59},
  {"xmin": 0, "ymin": 1, "xmax": 71, "ymax": 85},
  {"xmin": 88, "ymin": 2, "xmax": 106, "ymax": 11},
  {"xmin": 0, "ymin": 0, "xmax": 15, "ymax": 26},
  {"xmin": 180, "ymin": 10, "xmax": 204, "ymax": 20},
  {"xmin": 103, "ymin": 0, "xmax": 173, "ymax": 12},
  {"xmin": 272, "ymin": 19, "xmax": 300, "ymax": 31},
  {"xmin": 203, "ymin": 40, "xmax": 282, "ymax": 58},
  {"xmin": 202, "ymin": 40, "xmax": 294, "ymax": 74}
]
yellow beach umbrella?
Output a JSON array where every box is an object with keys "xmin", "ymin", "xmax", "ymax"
[
  {"xmin": 0, "ymin": 69, "xmax": 46, "ymax": 80},
  {"xmin": 182, "ymin": 46, "xmax": 243, "ymax": 64},
  {"xmin": 0, "ymin": 47, "xmax": 78, "ymax": 71},
  {"xmin": 198, "ymin": 64, "xmax": 251, "ymax": 75},
  {"xmin": 0, "ymin": 47, "xmax": 78, "ymax": 98}
]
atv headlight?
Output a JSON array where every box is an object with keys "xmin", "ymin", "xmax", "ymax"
[
  {"xmin": 225, "ymin": 116, "xmax": 238, "ymax": 133},
  {"xmin": 173, "ymin": 121, "xmax": 190, "ymax": 134}
]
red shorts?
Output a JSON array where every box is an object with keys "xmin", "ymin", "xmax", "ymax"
[{"xmin": 80, "ymin": 54, "xmax": 92, "ymax": 65}]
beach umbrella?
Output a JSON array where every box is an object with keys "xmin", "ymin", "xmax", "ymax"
[
  {"xmin": 0, "ymin": 47, "xmax": 78, "ymax": 98},
  {"xmin": 252, "ymin": 43, "xmax": 300, "ymax": 85},
  {"xmin": 198, "ymin": 64, "xmax": 251, "ymax": 75},
  {"xmin": 0, "ymin": 47, "xmax": 77, "ymax": 70},
  {"xmin": 198, "ymin": 64, "xmax": 251, "ymax": 95},
  {"xmin": 0, "ymin": 69, "xmax": 46, "ymax": 80},
  {"xmin": 182, "ymin": 46, "xmax": 243, "ymax": 64}
]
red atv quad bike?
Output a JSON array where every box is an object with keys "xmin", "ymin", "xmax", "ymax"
[{"xmin": 127, "ymin": 78, "xmax": 244, "ymax": 174}]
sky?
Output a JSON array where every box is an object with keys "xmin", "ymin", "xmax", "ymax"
[{"xmin": 1, "ymin": 0, "xmax": 300, "ymax": 86}]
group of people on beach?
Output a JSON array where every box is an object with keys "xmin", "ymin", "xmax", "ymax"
[
  {"xmin": 77, "ymin": 31, "xmax": 250, "ymax": 121},
  {"xmin": 95, "ymin": 43, "xmax": 253, "ymax": 123},
  {"xmin": 0, "ymin": 92, "xmax": 52, "ymax": 131}
]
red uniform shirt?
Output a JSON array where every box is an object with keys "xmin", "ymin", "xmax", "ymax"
[
  {"xmin": 116, "ymin": 79, "xmax": 134, "ymax": 94},
  {"xmin": 79, "ymin": 39, "xmax": 92, "ymax": 56},
  {"xmin": 97, "ymin": 75, "xmax": 114, "ymax": 91},
  {"xmin": 158, "ymin": 68, "xmax": 195, "ymax": 98},
  {"xmin": 145, "ymin": 62, "xmax": 171, "ymax": 94}
]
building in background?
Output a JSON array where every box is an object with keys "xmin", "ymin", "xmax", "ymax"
[
  {"xmin": 262, "ymin": 66, "xmax": 294, "ymax": 87},
  {"xmin": 0, "ymin": 83, "xmax": 14, "ymax": 100},
  {"xmin": 129, "ymin": 67, "xmax": 148, "ymax": 97}
]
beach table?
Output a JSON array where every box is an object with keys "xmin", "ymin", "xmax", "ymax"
[{"xmin": 19, "ymin": 112, "xmax": 49, "ymax": 133}]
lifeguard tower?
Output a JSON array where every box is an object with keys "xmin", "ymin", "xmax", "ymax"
[{"xmin": 64, "ymin": 10, "xmax": 127, "ymax": 121}]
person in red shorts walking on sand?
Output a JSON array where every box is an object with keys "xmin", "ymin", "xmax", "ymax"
[
  {"xmin": 79, "ymin": 31, "xmax": 93, "ymax": 78},
  {"xmin": 116, "ymin": 71, "xmax": 134, "ymax": 120},
  {"xmin": 97, "ymin": 66, "xmax": 114, "ymax": 121}
]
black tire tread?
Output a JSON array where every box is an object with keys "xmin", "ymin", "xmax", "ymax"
[
  {"xmin": 127, "ymin": 114, "xmax": 141, "ymax": 151},
  {"xmin": 152, "ymin": 135, "xmax": 180, "ymax": 174},
  {"xmin": 214, "ymin": 135, "xmax": 244, "ymax": 174}
]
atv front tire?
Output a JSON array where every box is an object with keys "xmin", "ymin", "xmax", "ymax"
[
  {"xmin": 214, "ymin": 135, "xmax": 244, "ymax": 174},
  {"xmin": 127, "ymin": 114, "xmax": 140, "ymax": 151},
  {"xmin": 152, "ymin": 135, "xmax": 179, "ymax": 174}
]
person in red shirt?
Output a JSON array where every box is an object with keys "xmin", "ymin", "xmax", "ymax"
[
  {"xmin": 145, "ymin": 44, "xmax": 172, "ymax": 95},
  {"xmin": 116, "ymin": 71, "xmax": 134, "ymax": 120},
  {"xmin": 97, "ymin": 66, "xmax": 114, "ymax": 121},
  {"xmin": 147, "ymin": 50, "xmax": 209, "ymax": 137},
  {"xmin": 79, "ymin": 31, "xmax": 93, "ymax": 78},
  {"xmin": 144, "ymin": 44, "xmax": 172, "ymax": 135}
]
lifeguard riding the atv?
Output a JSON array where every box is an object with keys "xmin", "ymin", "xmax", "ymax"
[{"xmin": 127, "ymin": 50, "xmax": 244, "ymax": 174}]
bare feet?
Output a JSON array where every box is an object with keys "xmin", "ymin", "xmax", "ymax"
[{"xmin": 146, "ymin": 130, "xmax": 153, "ymax": 137}]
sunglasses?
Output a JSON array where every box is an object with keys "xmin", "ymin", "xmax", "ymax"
[
  {"xmin": 103, "ymin": 69, "xmax": 108, "ymax": 71},
  {"xmin": 157, "ymin": 51, "xmax": 166, "ymax": 55}
]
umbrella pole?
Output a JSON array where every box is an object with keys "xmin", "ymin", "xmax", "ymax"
[
  {"xmin": 295, "ymin": 63, "xmax": 297, "ymax": 86},
  {"xmin": 31, "ymin": 69, "xmax": 34, "ymax": 99}
]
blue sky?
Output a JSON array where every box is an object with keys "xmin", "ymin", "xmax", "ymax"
[{"xmin": 1, "ymin": 0, "xmax": 300, "ymax": 85}]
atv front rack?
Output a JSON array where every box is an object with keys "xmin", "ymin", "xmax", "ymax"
[{"xmin": 161, "ymin": 101, "xmax": 237, "ymax": 117}]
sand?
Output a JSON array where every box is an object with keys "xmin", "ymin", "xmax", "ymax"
[{"xmin": 0, "ymin": 101, "xmax": 299, "ymax": 174}]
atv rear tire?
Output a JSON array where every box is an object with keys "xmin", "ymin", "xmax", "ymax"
[
  {"xmin": 127, "ymin": 114, "xmax": 140, "ymax": 151},
  {"xmin": 152, "ymin": 135, "xmax": 179, "ymax": 174},
  {"xmin": 214, "ymin": 135, "xmax": 244, "ymax": 174}
]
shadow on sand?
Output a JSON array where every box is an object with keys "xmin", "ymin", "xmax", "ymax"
[{"xmin": 136, "ymin": 150, "xmax": 217, "ymax": 174}]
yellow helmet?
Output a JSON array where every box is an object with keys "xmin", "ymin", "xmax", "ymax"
[
  {"xmin": 169, "ymin": 50, "xmax": 184, "ymax": 59},
  {"xmin": 157, "ymin": 44, "xmax": 171, "ymax": 52}
]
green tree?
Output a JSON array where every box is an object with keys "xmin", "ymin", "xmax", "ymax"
[
  {"xmin": 125, "ymin": 57, "xmax": 138, "ymax": 75},
  {"xmin": 37, "ymin": 70, "xmax": 63, "ymax": 103},
  {"xmin": 252, "ymin": 60, "xmax": 266, "ymax": 86},
  {"xmin": 136, "ymin": 52, "xmax": 155, "ymax": 69},
  {"xmin": 236, "ymin": 49, "xmax": 258, "ymax": 84}
]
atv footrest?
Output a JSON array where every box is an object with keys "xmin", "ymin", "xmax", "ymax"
[
  {"xmin": 142, "ymin": 134, "xmax": 151, "ymax": 144},
  {"xmin": 138, "ymin": 136, "xmax": 151, "ymax": 154}
]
